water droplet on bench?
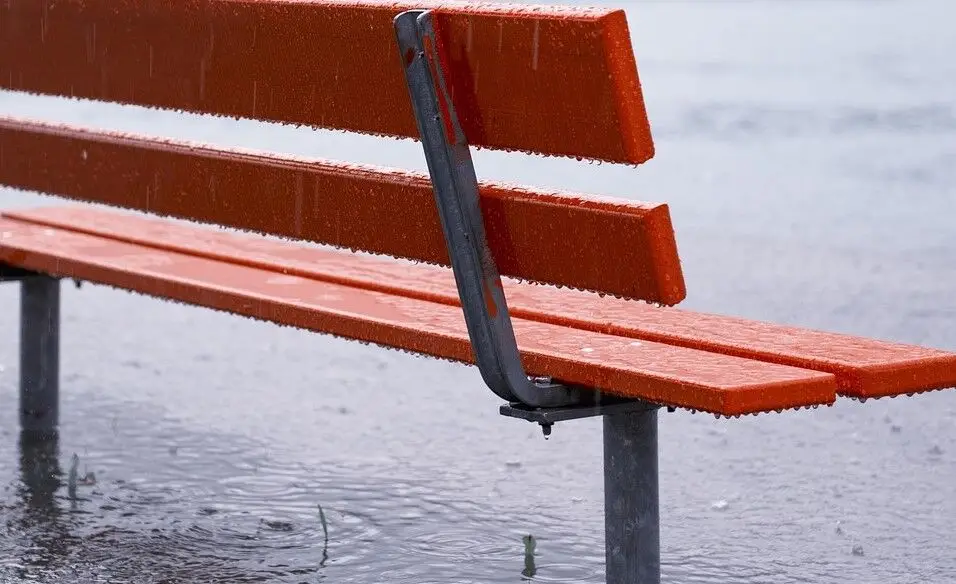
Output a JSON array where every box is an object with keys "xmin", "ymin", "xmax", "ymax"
[
  {"xmin": 505, "ymin": 460, "xmax": 522, "ymax": 469},
  {"xmin": 580, "ymin": 347, "xmax": 594, "ymax": 353},
  {"xmin": 851, "ymin": 544, "xmax": 865, "ymax": 557},
  {"xmin": 711, "ymin": 500, "xmax": 729, "ymax": 511}
]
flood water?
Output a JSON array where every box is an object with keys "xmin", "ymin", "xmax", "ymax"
[{"xmin": 1, "ymin": 0, "xmax": 955, "ymax": 582}]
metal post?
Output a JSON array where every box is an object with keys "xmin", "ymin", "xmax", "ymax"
[
  {"xmin": 19, "ymin": 276, "xmax": 60, "ymax": 436},
  {"xmin": 604, "ymin": 408, "xmax": 660, "ymax": 584}
]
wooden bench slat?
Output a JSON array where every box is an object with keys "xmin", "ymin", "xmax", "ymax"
[
  {"xmin": 0, "ymin": 0, "xmax": 653, "ymax": 164},
  {"xmin": 12, "ymin": 205, "xmax": 952, "ymax": 400},
  {"xmin": 0, "ymin": 117, "xmax": 685, "ymax": 304},
  {"xmin": 0, "ymin": 215, "xmax": 837, "ymax": 416}
]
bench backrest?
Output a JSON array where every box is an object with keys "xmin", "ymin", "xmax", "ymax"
[{"xmin": 0, "ymin": 0, "xmax": 686, "ymax": 305}]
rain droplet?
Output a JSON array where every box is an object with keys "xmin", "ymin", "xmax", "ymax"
[{"xmin": 711, "ymin": 500, "xmax": 729, "ymax": 511}]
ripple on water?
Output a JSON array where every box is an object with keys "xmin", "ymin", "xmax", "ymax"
[
  {"xmin": 1, "ymin": 394, "xmax": 608, "ymax": 583},
  {"xmin": 404, "ymin": 523, "xmax": 516, "ymax": 560}
]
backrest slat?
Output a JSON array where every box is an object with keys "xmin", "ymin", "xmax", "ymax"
[
  {"xmin": 0, "ymin": 116, "xmax": 686, "ymax": 304},
  {"xmin": 0, "ymin": 0, "xmax": 654, "ymax": 164}
]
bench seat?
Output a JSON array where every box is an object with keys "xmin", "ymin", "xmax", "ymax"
[{"xmin": 4, "ymin": 206, "xmax": 954, "ymax": 415}]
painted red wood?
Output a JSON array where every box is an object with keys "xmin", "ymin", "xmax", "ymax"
[
  {"xmin": 0, "ymin": 214, "xmax": 837, "ymax": 415},
  {"xmin": 10, "ymin": 206, "xmax": 952, "ymax": 400},
  {"xmin": 0, "ymin": 117, "xmax": 685, "ymax": 304},
  {"xmin": 0, "ymin": 0, "xmax": 654, "ymax": 163}
]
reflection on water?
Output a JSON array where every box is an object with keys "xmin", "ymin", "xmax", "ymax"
[
  {"xmin": 2, "ymin": 396, "xmax": 600, "ymax": 583},
  {"xmin": 9, "ymin": 432, "xmax": 70, "ymax": 579}
]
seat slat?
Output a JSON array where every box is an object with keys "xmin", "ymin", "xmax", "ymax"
[
  {"xmin": 12, "ymin": 205, "xmax": 953, "ymax": 400},
  {"xmin": 0, "ymin": 215, "xmax": 836, "ymax": 416},
  {"xmin": 0, "ymin": 0, "xmax": 653, "ymax": 164},
  {"xmin": 0, "ymin": 116, "xmax": 685, "ymax": 304}
]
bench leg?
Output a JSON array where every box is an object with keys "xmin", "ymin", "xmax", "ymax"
[
  {"xmin": 604, "ymin": 408, "xmax": 660, "ymax": 584},
  {"xmin": 19, "ymin": 276, "xmax": 60, "ymax": 436}
]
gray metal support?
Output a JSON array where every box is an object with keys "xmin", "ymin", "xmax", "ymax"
[
  {"xmin": 19, "ymin": 276, "xmax": 60, "ymax": 436},
  {"xmin": 394, "ymin": 10, "xmax": 584, "ymax": 409},
  {"xmin": 604, "ymin": 408, "xmax": 660, "ymax": 584}
]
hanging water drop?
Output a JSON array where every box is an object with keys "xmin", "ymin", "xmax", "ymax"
[{"xmin": 540, "ymin": 422, "xmax": 552, "ymax": 439}]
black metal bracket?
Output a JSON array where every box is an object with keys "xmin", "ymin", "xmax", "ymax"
[
  {"xmin": 394, "ymin": 10, "xmax": 587, "ymax": 409},
  {"xmin": 501, "ymin": 394, "xmax": 659, "ymax": 437},
  {"xmin": 0, "ymin": 264, "xmax": 41, "ymax": 282},
  {"xmin": 0, "ymin": 265, "xmax": 72, "ymax": 286}
]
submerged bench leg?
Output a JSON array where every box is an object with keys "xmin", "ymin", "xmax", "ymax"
[
  {"xmin": 19, "ymin": 276, "xmax": 60, "ymax": 436},
  {"xmin": 604, "ymin": 408, "xmax": 660, "ymax": 584}
]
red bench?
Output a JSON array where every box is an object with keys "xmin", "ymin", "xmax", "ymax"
[{"xmin": 1, "ymin": 1, "xmax": 954, "ymax": 582}]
